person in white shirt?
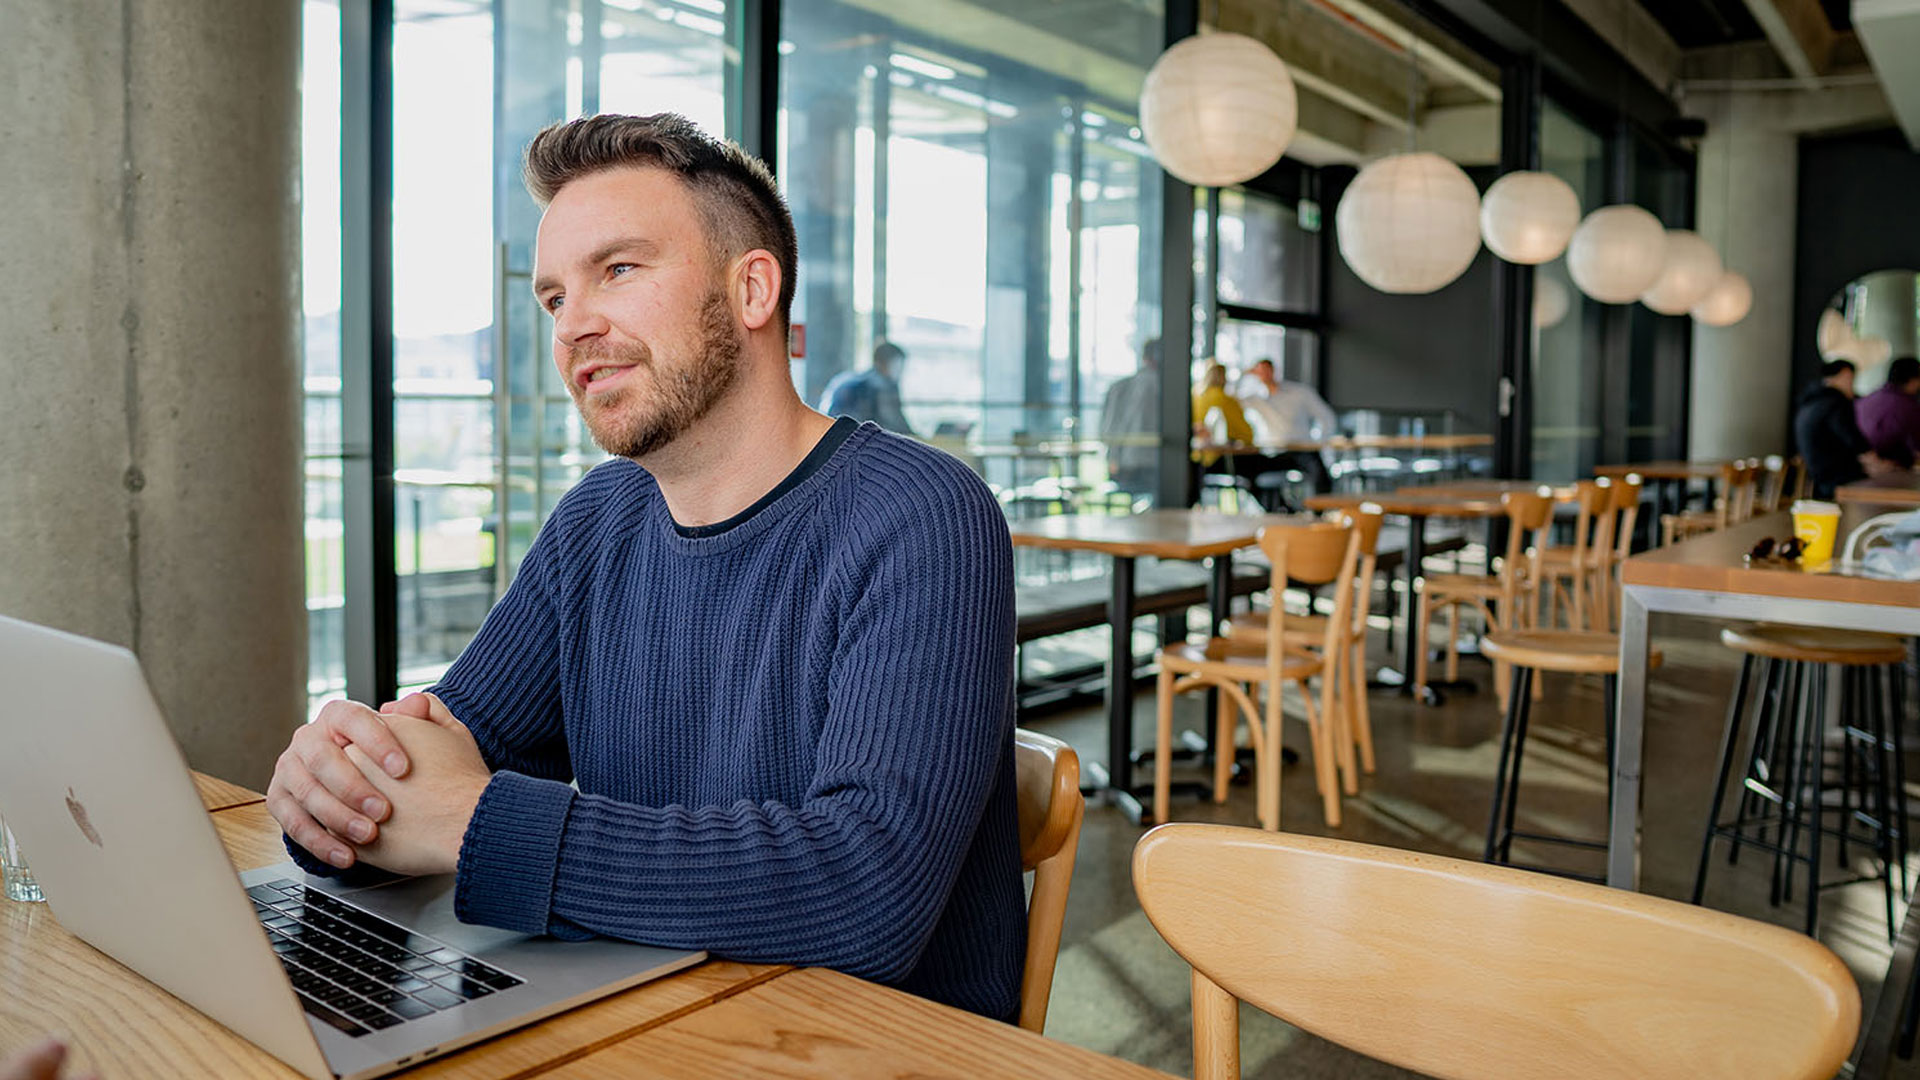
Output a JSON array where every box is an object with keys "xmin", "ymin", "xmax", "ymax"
[
  {"xmin": 1100, "ymin": 339, "xmax": 1161, "ymax": 494},
  {"xmin": 1238, "ymin": 358, "xmax": 1337, "ymax": 493}
]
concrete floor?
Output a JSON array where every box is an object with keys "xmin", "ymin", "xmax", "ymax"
[{"xmin": 1021, "ymin": 611, "xmax": 1919, "ymax": 1078}]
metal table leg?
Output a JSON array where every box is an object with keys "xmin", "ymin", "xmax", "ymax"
[{"xmin": 1609, "ymin": 585, "xmax": 1651, "ymax": 888}]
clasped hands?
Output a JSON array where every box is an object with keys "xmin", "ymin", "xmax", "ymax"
[{"xmin": 266, "ymin": 692, "xmax": 492, "ymax": 876}]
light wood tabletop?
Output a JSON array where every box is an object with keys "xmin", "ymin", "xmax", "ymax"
[
  {"xmin": 1837, "ymin": 474, "xmax": 1920, "ymax": 508},
  {"xmin": 1594, "ymin": 460, "xmax": 1728, "ymax": 480},
  {"xmin": 1619, "ymin": 510, "xmax": 1920, "ymax": 608},
  {"xmin": 540, "ymin": 966, "xmax": 1178, "ymax": 1080},
  {"xmin": 1005, "ymin": 508, "xmax": 1309, "ymax": 558},
  {"xmin": 4, "ymin": 774, "xmax": 1164, "ymax": 1080}
]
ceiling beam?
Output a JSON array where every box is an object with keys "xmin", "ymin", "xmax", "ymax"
[
  {"xmin": 1304, "ymin": 0, "xmax": 1503, "ymax": 102},
  {"xmin": 1734, "ymin": 0, "xmax": 1837, "ymax": 87}
]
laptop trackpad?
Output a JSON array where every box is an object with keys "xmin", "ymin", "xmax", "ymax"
[{"xmin": 325, "ymin": 874, "xmax": 523, "ymax": 955}]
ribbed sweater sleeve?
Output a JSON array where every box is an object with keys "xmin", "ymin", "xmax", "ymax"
[{"xmin": 443, "ymin": 430, "xmax": 1024, "ymax": 1017}]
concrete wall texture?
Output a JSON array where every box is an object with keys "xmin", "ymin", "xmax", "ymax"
[{"xmin": 0, "ymin": 1, "xmax": 305, "ymax": 789}]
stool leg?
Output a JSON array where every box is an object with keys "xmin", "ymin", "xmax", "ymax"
[
  {"xmin": 1864, "ymin": 664, "xmax": 1898, "ymax": 942},
  {"xmin": 1774, "ymin": 661, "xmax": 1809, "ymax": 908},
  {"xmin": 1804, "ymin": 664, "xmax": 1831, "ymax": 937},
  {"xmin": 1694, "ymin": 655, "xmax": 1756, "ymax": 904},
  {"xmin": 1732, "ymin": 658, "xmax": 1783, "ymax": 869},
  {"xmin": 1499, "ymin": 668, "xmax": 1536, "ymax": 865},
  {"xmin": 1485, "ymin": 665, "xmax": 1532, "ymax": 864},
  {"xmin": 1841, "ymin": 666, "xmax": 1857, "ymax": 871},
  {"xmin": 1890, "ymin": 662, "xmax": 1912, "ymax": 901}
]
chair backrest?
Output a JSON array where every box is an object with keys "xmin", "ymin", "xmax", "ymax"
[
  {"xmin": 1133, "ymin": 824, "xmax": 1860, "ymax": 1080},
  {"xmin": 1569, "ymin": 479, "xmax": 1609, "ymax": 566},
  {"xmin": 1500, "ymin": 490, "xmax": 1556, "ymax": 624},
  {"xmin": 1609, "ymin": 473, "xmax": 1643, "ymax": 563},
  {"xmin": 1760, "ymin": 454, "xmax": 1788, "ymax": 512},
  {"xmin": 1344, "ymin": 505, "xmax": 1385, "ymax": 640},
  {"xmin": 1013, "ymin": 728, "xmax": 1084, "ymax": 1033},
  {"xmin": 1259, "ymin": 519, "xmax": 1359, "ymax": 686}
]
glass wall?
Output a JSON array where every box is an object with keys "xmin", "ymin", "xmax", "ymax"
[
  {"xmin": 778, "ymin": 0, "xmax": 1167, "ymax": 509},
  {"xmin": 1531, "ymin": 101, "xmax": 1606, "ymax": 482}
]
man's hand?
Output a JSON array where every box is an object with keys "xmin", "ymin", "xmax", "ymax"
[
  {"xmin": 267, "ymin": 699, "xmax": 413, "ymax": 869},
  {"xmin": 0, "ymin": 1038, "xmax": 97, "ymax": 1080},
  {"xmin": 338, "ymin": 694, "xmax": 492, "ymax": 877}
]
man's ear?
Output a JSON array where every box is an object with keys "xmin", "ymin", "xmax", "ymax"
[{"xmin": 735, "ymin": 249, "xmax": 782, "ymax": 332}]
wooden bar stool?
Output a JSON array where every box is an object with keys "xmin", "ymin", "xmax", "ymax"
[
  {"xmin": 1226, "ymin": 507, "xmax": 1386, "ymax": 793},
  {"xmin": 1692, "ymin": 625, "xmax": 1910, "ymax": 939},
  {"xmin": 1153, "ymin": 519, "xmax": 1360, "ymax": 830},
  {"xmin": 1479, "ymin": 629, "xmax": 1663, "ymax": 879}
]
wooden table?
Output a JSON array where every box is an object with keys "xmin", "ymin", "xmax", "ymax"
[
  {"xmin": 1595, "ymin": 460, "xmax": 1730, "ymax": 547},
  {"xmin": 1006, "ymin": 509, "xmax": 1306, "ymax": 819},
  {"xmin": 0, "ymin": 776, "xmax": 1172, "ymax": 1079},
  {"xmin": 1839, "ymin": 474, "xmax": 1920, "ymax": 508},
  {"xmin": 1307, "ymin": 490, "xmax": 1510, "ymax": 702}
]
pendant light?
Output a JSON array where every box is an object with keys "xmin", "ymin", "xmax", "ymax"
[{"xmin": 1138, "ymin": 0, "xmax": 1297, "ymax": 188}]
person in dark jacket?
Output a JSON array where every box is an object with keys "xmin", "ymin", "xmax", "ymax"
[{"xmin": 1794, "ymin": 359, "xmax": 1892, "ymax": 497}]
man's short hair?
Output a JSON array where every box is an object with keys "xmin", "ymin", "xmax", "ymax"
[
  {"xmin": 872, "ymin": 341, "xmax": 906, "ymax": 371},
  {"xmin": 1251, "ymin": 358, "xmax": 1274, "ymax": 372},
  {"xmin": 1821, "ymin": 359, "xmax": 1857, "ymax": 379},
  {"xmin": 523, "ymin": 113, "xmax": 798, "ymax": 329},
  {"xmin": 1888, "ymin": 356, "xmax": 1920, "ymax": 387},
  {"xmin": 1140, "ymin": 338, "xmax": 1162, "ymax": 368}
]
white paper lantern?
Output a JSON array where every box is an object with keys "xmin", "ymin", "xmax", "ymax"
[
  {"xmin": 1480, "ymin": 171, "xmax": 1580, "ymax": 264},
  {"xmin": 1640, "ymin": 230, "xmax": 1722, "ymax": 314},
  {"xmin": 1139, "ymin": 33, "xmax": 1298, "ymax": 188},
  {"xmin": 1566, "ymin": 205, "xmax": 1667, "ymax": 304},
  {"xmin": 1533, "ymin": 275, "xmax": 1571, "ymax": 329},
  {"xmin": 1335, "ymin": 152, "xmax": 1483, "ymax": 295},
  {"xmin": 1692, "ymin": 270, "xmax": 1752, "ymax": 327}
]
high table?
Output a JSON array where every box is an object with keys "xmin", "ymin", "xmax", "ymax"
[
  {"xmin": 1305, "ymin": 490, "xmax": 1509, "ymax": 702},
  {"xmin": 1006, "ymin": 509, "xmax": 1306, "ymax": 820},
  {"xmin": 0, "ymin": 775, "xmax": 1175, "ymax": 1079},
  {"xmin": 1614, "ymin": 511, "xmax": 1920, "ymax": 1075},
  {"xmin": 1839, "ymin": 474, "xmax": 1920, "ymax": 508}
]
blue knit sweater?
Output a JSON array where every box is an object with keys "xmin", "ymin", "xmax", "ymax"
[{"xmin": 294, "ymin": 420, "xmax": 1026, "ymax": 1019}]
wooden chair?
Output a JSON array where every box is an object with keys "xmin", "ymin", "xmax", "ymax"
[
  {"xmin": 1153, "ymin": 519, "xmax": 1358, "ymax": 830},
  {"xmin": 1413, "ymin": 490, "xmax": 1556, "ymax": 700},
  {"xmin": 1663, "ymin": 459, "xmax": 1759, "ymax": 546},
  {"xmin": 1014, "ymin": 728, "xmax": 1084, "ymax": 1033},
  {"xmin": 1593, "ymin": 473, "xmax": 1642, "ymax": 630},
  {"xmin": 1225, "ymin": 506, "xmax": 1386, "ymax": 789},
  {"xmin": 1534, "ymin": 479, "xmax": 1611, "ymax": 631},
  {"xmin": 1133, "ymin": 824, "xmax": 1860, "ymax": 1080},
  {"xmin": 1759, "ymin": 454, "xmax": 1792, "ymax": 512}
]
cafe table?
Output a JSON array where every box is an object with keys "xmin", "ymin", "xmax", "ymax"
[
  {"xmin": 1005, "ymin": 509, "xmax": 1306, "ymax": 820},
  {"xmin": 1613, "ymin": 510, "xmax": 1920, "ymax": 1074},
  {"xmin": 1838, "ymin": 473, "xmax": 1920, "ymax": 509},
  {"xmin": 0, "ymin": 774, "xmax": 1175, "ymax": 1080},
  {"xmin": 1595, "ymin": 459, "xmax": 1729, "ymax": 548},
  {"xmin": 1305, "ymin": 489, "xmax": 1511, "ymax": 702}
]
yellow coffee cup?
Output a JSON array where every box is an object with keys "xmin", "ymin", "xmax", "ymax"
[{"xmin": 1790, "ymin": 499, "xmax": 1842, "ymax": 565}]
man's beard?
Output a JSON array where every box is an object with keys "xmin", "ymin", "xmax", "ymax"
[{"xmin": 568, "ymin": 289, "xmax": 744, "ymax": 459}]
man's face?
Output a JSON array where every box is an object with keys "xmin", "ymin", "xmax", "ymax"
[
  {"xmin": 1832, "ymin": 368, "xmax": 1857, "ymax": 398},
  {"xmin": 1252, "ymin": 362, "xmax": 1277, "ymax": 390},
  {"xmin": 532, "ymin": 166, "xmax": 744, "ymax": 459}
]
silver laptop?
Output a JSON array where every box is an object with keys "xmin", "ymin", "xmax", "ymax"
[{"xmin": 0, "ymin": 616, "xmax": 704, "ymax": 1080}]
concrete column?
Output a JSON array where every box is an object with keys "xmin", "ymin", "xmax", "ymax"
[
  {"xmin": 1688, "ymin": 92, "xmax": 1799, "ymax": 460},
  {"xmin": 0, "ymin": 1, "xmax": 304, "ymax": 789}
]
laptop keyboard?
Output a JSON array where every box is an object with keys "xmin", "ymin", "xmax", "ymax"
[{"xmin": 247, "ymin": 878, "xmax": 523, "ymax": 1038}]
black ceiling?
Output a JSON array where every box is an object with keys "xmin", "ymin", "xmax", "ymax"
[{"xmin": 1635, "ymin": 0, "xmax": 1850, "ymax": 49}]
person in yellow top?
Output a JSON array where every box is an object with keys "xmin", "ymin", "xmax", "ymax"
[{"xmin": 1191, "ymin": 362, "xmax": 1254, "ymax": 468}]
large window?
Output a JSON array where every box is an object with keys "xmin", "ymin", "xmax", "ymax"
[
  {"xmin": 303, "ymin": 0, "xmax": 346, "ymax": 717},
  {"xmin": 1531, "ymin": 101, "xmax": 1605, "ymax": 482},
  {"xmin": 1197, "ymin": 185, "xmax": 1323, "ymax": 399},
  {"xmin": 778, "ymin": 0, "xmax": 1167, "ymax": 507}
]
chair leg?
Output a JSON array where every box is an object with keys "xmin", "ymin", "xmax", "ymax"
[
  {"xmin": 1296, "ymin": 679, "xmax": 1340, "ymax": 827},
  {"xmin": 1261, "ymin": 685, "xmax": 1286, "ymax": 831},
  {"xmin": 1327, "ymin": 653, "xmax": 1359, "ymax": 797},
  {"xmin": 1445, "ymin": 602, "xmax": 1460, "ymax": 682},
  {"xmin": 1154, "ymin": 665, "xmax": 1175, "ymax": 826},
  {"xmin": 1695, "ymin": 655, "xmax": 1756, "ymax": 904},
  {"xmin": 1212, "ymin": 685, "xmax": 1236, "ymax": 802},
  {"xmin": 1350, "ymin": 636, "xmax": 1376, "ymax": 774},
  {"xmin": 1572, "ymin": 570, "xmax": 1588, "ymax": 632},
  {"xmin": 1499, "ymin": 669, "xmax": 1535, "ymax": 864},
  {"xmin": 1191, "ymin": 970, "xmax": 1240, "ymax": 1080}
]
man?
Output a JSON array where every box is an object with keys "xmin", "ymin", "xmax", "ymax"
[
  {"xmin": 1856, "ymin": 355, "xmax": 1920, "ymax": 468},
  {"xmin": 1238, "ymin": 358, "xmax": 1336, "ymax": 494},
  {"xmin": 817, "ymin": 340, "xmax": 915, "ymax": 435},
  {"xmin": 1099, "ymin": 338, "xmax": 1160, "ymax": 495},
  {"xmin": 1795, "ymin": 359, "xmax": 1893, "ymax": 497},
  {"xmin": 266, "ymin": 113, "xmax": 1024, "ymax": 1021}
]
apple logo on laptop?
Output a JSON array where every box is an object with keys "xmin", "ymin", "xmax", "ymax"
[{"xmin": 66, "ymin": 787, "xmax": 103, "ymax": 848}]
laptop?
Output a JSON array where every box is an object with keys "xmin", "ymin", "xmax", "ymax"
[{"xmin": 0, "ymin": 616, "xmax": 704, "ymax": 1080}]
